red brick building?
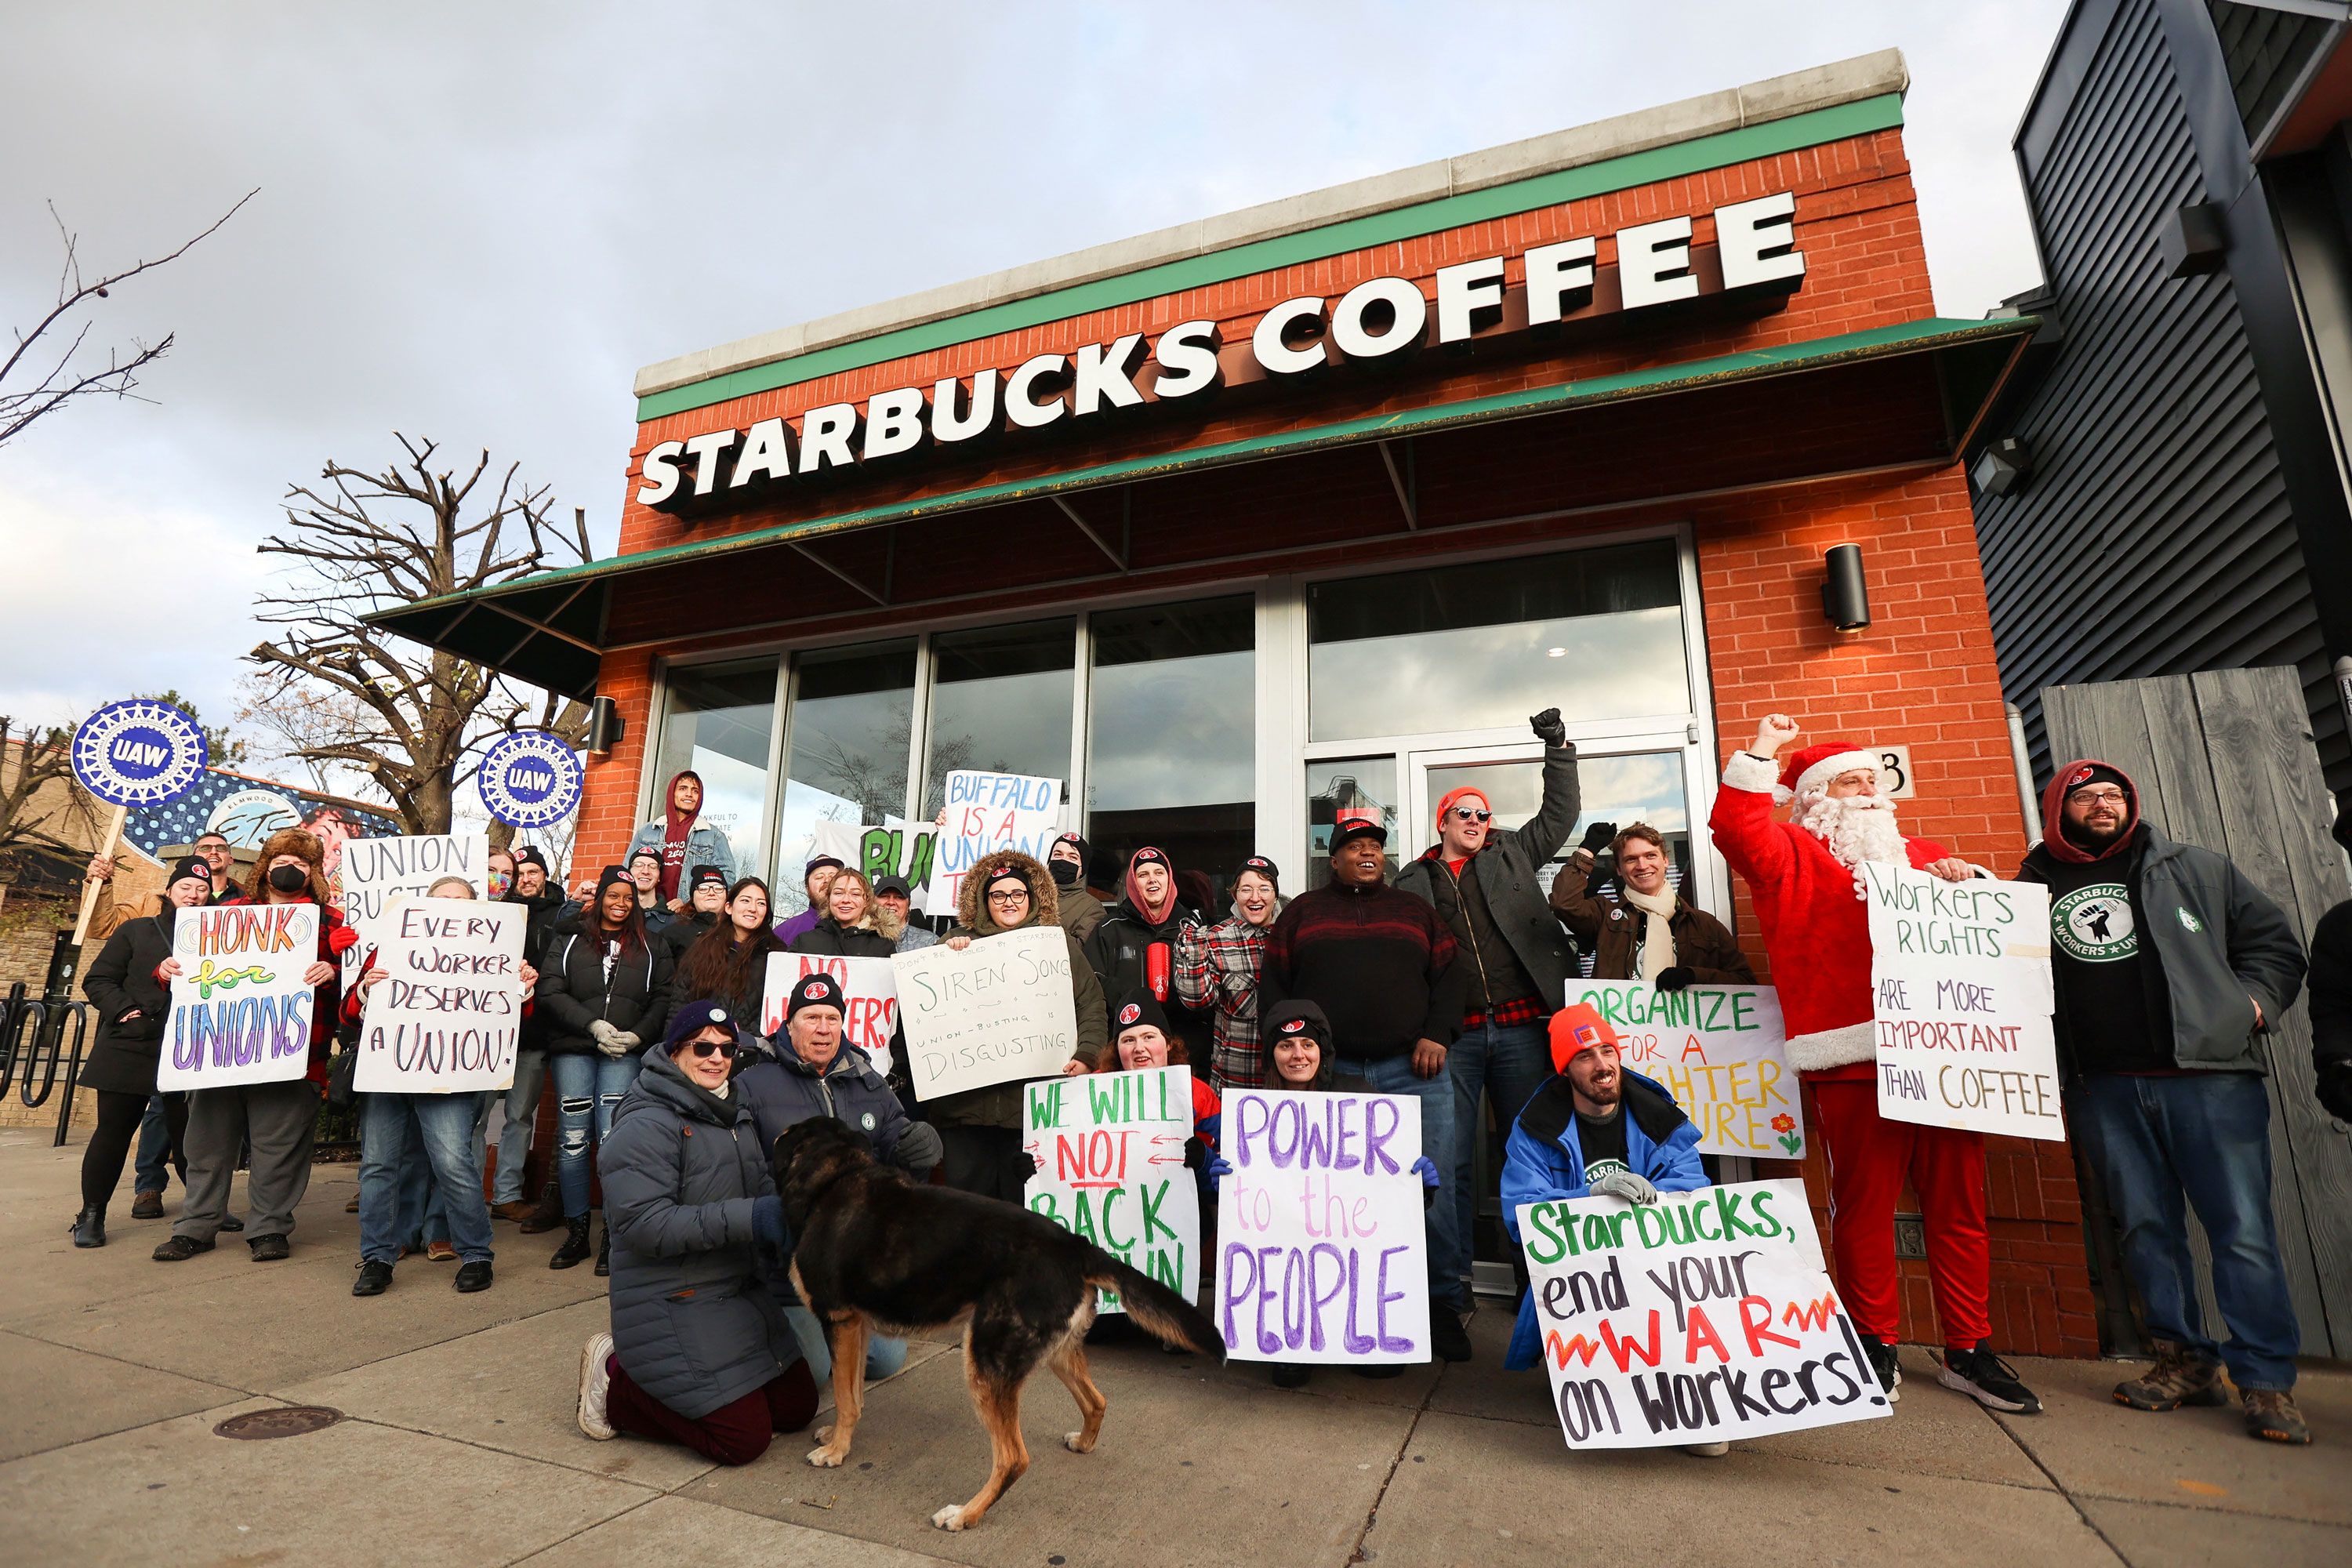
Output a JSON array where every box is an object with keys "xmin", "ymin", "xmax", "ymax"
[{"xmin": 380, "ymin": 50, "xmax": 2096, "ymax": 1356}]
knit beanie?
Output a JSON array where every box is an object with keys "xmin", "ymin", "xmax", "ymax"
[{"xmin": 1112, "ymin": 988, "xmax": 1171, "ymax": 1042}]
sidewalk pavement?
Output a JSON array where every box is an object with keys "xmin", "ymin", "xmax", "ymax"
[{"xmin": 1, "ymin": 1125, "xmax": 2346, "ymax": 1568}]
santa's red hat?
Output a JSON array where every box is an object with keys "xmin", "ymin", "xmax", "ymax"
[{"xmin": 1775, "ymin": 741, "xmax": 1878, "ymax": 804}]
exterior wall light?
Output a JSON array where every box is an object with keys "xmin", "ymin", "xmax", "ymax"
[
  {"xmin": 586, "ymin": 695, "xmax": 624, "ymax": 757},
  {"xmin": 1972, "ymin": 436, "xmax": 2034, "ymax": 497},
  {"xmin": 1821, "ymin": 543, "xmax": 1870, "ymax": 633}
]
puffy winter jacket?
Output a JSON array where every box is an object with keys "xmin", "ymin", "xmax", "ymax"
[
  {"xmin": 78, "ymin": 908, "xmax": 178, "ymax": 1098},
  {"xmin": 599, "ymin": 1047, "xmax": 794, "ymax": 1418},
  {"xmin": 735, "ymin": 1038, "xmax": 937, "ymax": 1173},
  {"xmin": 930, "ymin": 850, "xmax": 1109, "ymax": 1129},
  {"xmin": 535, "ymin": 924, "xmax": 674, "ymax": 1056},
  {"xmin": 789, "ymin": 916, "xmax": 896, "ymax": 960},
  {"xmin": 1548, "ymin": 859, "xmax": 1755, "ymax": 985},
  {"xmin": 1084, "ymin": 897, "xmax": 1209, "ymax": 1057}
]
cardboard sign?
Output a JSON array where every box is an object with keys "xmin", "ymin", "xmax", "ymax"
[
  {"xmin": 935, "ymin": 771, "xmax": 1060, "ymax": 912},
  {"xmin": 340, "ymin": 834, "xmax": 488, "ymax": 950},
  {"xmin": 353, "ymin": 899, "xmax": 525, "ymax": 1093},
  {"xmin": 1214, "ymin": 1089, "xmax": 1432, "ymax": 1366},
  {"xmin": 1862, "ymin": 862, "xmax": 2063, "ymax": 1142},
  {"xmin": 894, "ymin": 925, "xmax": 1081, "ymax": 1099},
  {"xmin": 1024, "ymin": 1065, "xmax": 1200, "ymax": 1314},
  {"xmin": 811, "ymin": 818, "xmax": 947, "ymax": 917},
  {"xmin": 762, "ymin": 951, "xmax": 899, "ymax": 1066},
  {"xmin": 1516, "ymin": 1178, "xmax": 1891, "ymax": 1448},
  {"xmin": 159, "ymin": 903, "xmax": 321, "ymax": 1091},
  {"xmin": 1568, "ymin": 980, "xmax": 1804, "ymax": 1160}
]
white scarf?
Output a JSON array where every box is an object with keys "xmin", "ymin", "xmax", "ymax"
[{"xmin": 1620, "ymin": 881, "xmax": 1679, "ymax": 981}]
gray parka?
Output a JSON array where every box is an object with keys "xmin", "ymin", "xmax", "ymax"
[{"xmin": 598, "ymin": 1046, "xmax": 794, "ymax": 1419}]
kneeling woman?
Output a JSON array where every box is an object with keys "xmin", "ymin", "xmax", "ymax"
[{"xmin": 575, "ymin": 1000, "xmax": 813, "ymax": 1465}]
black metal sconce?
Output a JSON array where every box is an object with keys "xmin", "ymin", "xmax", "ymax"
[
  {"xmin": 1821, "ymin": 543, "xmax": 1870, "ymax": 633},
  {"xmin": 586, "ymin": 695, "xmax": 624, "ymax": 757},
  {"xmin": 1972, "ymin": 436, "xmax": 2034, "ymax": 497}
]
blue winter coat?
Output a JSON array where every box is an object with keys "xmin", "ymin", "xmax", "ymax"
[{"xmin": 1498, "ymin": 1068, "xmax": 1708, "ymax": 1370}]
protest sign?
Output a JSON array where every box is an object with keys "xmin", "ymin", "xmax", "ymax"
[
  {"xmin": 1862, "ymin": 862, "xmax": 2063, "ymax": 1142},
  {"xmin": 1024, "ymin": 1065, "xmax": 1199, "ymax": 1314},
  {"xmin": 1516, "ymin": 1178, "xmax": 1890, "ymax": 1448},
  {"xmin": 1215, "ymin": 1088, "xmax": 1432, "ymax": 1366},
  {"xmin": 811, "ymin": 818, "xmax": 945, "ymax": 916},
  {"xmin": 894, "ymin": 925, "xmax": 1080, "ymax": 1099},
  {"xmin": 762, "ymin": 951, "xmax": 899, "ymax": 1067},
  {"xmin": 340, "ymin": 834, "xmax": 488, "ymax": 952},
  {"xmin": 1569, "ymin": 980, "xmax": 1802, "ymax": 1160},
  {"xmin": 352, "ymin": 898, "xmax": 524, "ymax": 1093},
  {"xmin": 476, "ymin": 731, "xmax": 583, "ymax": 829},
  {"xmin": 935, "ymin": 771, "xmax": 1060, "ymax": 912},
  {"xmin": 158, "ymin": 903, "xmax": 321, "ymax": 1092},
  {"xmin": 69, "ymin": 697, "xmax": 209, "ymax": 941}
]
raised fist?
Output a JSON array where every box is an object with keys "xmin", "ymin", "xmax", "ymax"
[
  {"xmin": 1529, "ymin": 708, "xmax": 1567, "ymax": 748},
  {"xmin": 1753, "ymin": 713, "xmax": 1799, "ymax": 757}
]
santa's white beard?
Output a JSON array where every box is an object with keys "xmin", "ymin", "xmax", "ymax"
[{"xmin": 1794, "ymin": 790, "xmax": 1907, "ymax": 890}]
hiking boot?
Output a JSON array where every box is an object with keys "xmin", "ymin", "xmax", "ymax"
[
  {"xmin": 129, "ymin": 1191, "xmax": 165, "ymax": 1220},
  {"xmin": 152, "ymin": 1235, "xmax": 214, "ymax": 1262},
  {"xmin": 1865, "ymin": 1338, "xmax": 1903, "ymax": 1403},
  {"xmin": 520, "ymin": 1187, "xmax": 566, "ymax": 1234},
  {"xmin": 489, "ymin": 1199, "xmax": 535, "ymax": 1223},
  {"xmin": 550, "ymin": 1215, "xmax": 593, "ymax": 1269},
  {"xmin": 454, "ymin": 1260, "xmax": 494, "ymax": 1294},
  {"xmin": 1939, "ymin": 1346, "xmax": 2042, "ymax": 1414},
  {"xmin": 2243, "ymin": 1388, "xmax": 2311, "ymax": 1445},
  {"xmin": 578, "ymin": 1331, "xmax": 616, "ymax": 1439},
  {"xmin": 1429, "ymin": 1308, "xmax": 1473, "ymax": 1364},
  {"xmin": 593, "ymin": 1223, "xmax": 611, "ymax": 1278},
  {"xmin": 2114, "ymin": 1344, "xmax": 2227, "ymax": 1412},
  {"xmin": 248, "ymin": 1233, "xmax": 291, "ymax": 1262},
  {"xmin": 71, "ymin": 1207, "xmax": 107, "ymax": 1248},
  {"xmin": 352, "ymin": 1259, "xmax": 394, "ymax": 1297}
]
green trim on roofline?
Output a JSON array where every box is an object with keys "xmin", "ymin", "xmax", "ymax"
[
  {"xmin": 373, "ymin": 314, "xmax": 2025, "ymax": 632},
  {"xmin": 634, "ymin": 93, "xmax": 1907, "ymax": 423}
]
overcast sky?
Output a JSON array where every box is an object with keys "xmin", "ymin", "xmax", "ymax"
[{"xmin": 0, "ymin": 1, "xmax": 2071, "ymax": 782}]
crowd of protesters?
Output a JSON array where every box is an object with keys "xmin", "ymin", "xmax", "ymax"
[{"xmin": 68, "ymin": 707, "xmax": 2352, "ymax": 1462}]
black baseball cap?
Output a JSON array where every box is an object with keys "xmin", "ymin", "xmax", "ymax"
[
  {"xmin": 874, "ymin": 875, "xmax": 913, "ymax": 898},
  {"xmin": 1329, "ymin": 812, "xmax": 1388, "ymax": 849}
]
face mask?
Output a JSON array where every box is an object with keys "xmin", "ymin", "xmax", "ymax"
[
  {"xmin": 267, "ymin": 864, "xmax": 310, "ymax": 895},
  {"xmin": 488, "ymin": 870, "xmax": 514, "ymax": 899},
  {"xmin": 1049, "ymin": 859, "xmax": 1080, "ymax": 887}
]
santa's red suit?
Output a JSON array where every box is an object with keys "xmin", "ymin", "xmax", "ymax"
[{"xmin": 1710, "ymin": 741, "xmax": 1991, "ymax": 1354}]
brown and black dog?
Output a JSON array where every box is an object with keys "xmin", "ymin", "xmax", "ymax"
[{"xmin": 773, "ymin": 1116, "xmax": 1224, "ymax": 1531}]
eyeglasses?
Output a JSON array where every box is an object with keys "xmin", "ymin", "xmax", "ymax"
[
  {"xmin": 1449, "ymin": 808, "xmax": 1493, "ymax": 823},
  {"xmin": 685, "ymin": 1038, "xmax": 739, "ymax": 1060},
  {"xmin": 987, "ymin": 888, "xmax": 1029, "ymax": 903},
  {"xmin": 2068, "ymin": 788, "xmax": 2128, "ymax": 806}
]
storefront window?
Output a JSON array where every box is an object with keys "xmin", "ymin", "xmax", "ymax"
[
  {"xmin": 1085, "ymin": 597, "xmax": 1254, "ymax": 897},
  {"xmin": 650, "ymin": 659, "xmax": 778, "ymax": 887},
  {"xmin": 920, "ymin": 618, "xmax": 1076, "ymax": 816},
  {"xmin": 1417, "ymin": 748, "xmax": 1690, "ymax": 930},
  {"xmin": 1305, "ymin": 756, "xmax": 1399, "ymax": 885},
  {"xmin": 1306, "ymin": 541, "xmax": 1687, "ymax": 741},
  {"xmin": 773, "ymin": 638, "xmax": 917, "ymax": 909}
]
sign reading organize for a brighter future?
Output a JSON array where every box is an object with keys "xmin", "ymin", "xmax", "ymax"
[
  {"xmin": 71, "ymin": 698, "xmax": 209, "ymax": 808},
  {"xmin": 352, "ymin": 898, "xmax": 527, "ymax": 1094},
  {"xmin": 159, "ymin": 903, "xmax": 321, "ymax": 1092},
  {"xmin": 475, "ymin": 730, "xmax": 583, "ymax": 829},
  {"xmin": 893, "ymin": 924, "xmax": 1080, "ymax": 1099},
  {"xmin": 1566, "ymin": 979, "xmax": 1803, "ymax": 1160},
  {"xmin": 1516, "ymin": 1178, "xmax": 1891, "ymax": 1450},
  {"xmin": 1024, "ymin": 1065, "xmax": 1200, "ymax": 1315},
  {"xmin": 1862, "ymin": 862, "xmax": 2063, "ymax": 1142}
]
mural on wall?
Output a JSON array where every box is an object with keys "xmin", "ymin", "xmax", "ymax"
[{"xmin": 122, "ymin": 769, "xmax": 400, "ymax": 902}]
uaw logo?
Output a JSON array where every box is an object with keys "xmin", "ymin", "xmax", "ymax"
[
  {"xmin": 1118, "ymin": 1003, "xmax": 1142, "ymax": 1027},
  {"xmin": 71, "ymin": 699, "xmax": 208, "ymax": 808},
  {"xmin": 476, "ymin": 730, "xmax": 583, "ymax": 829}
]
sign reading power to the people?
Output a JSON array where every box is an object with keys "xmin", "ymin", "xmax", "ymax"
[{"xmin": 475, "ymin": 730, "xmax": 584, "ymax": 829}]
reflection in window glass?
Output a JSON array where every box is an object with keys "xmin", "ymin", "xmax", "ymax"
[
  {"xmin": 1307, "ymin": 541, "xmax": 1687, "ymax": 741},
  {"xmin": 651, "ymin": 660, "xmax": 778, "ymax": 885},
  {"xmin": 1086, "ymin": 597, "xmax": 1254, "ymax": 895},
  {"xmin": 1414, "ymin": 749, "xmax": 1689, "ymax": 903},
  {"xmin": 1305, "ymin": 757, "xmax": 1398, "ymax": 886},
  {"xmin": 921, "ymin": 619, "xmax": 1076, "ymax": 816},
  {"xmin": 773, "ymin": 640, "xmax": 916, "ymax": 913}
]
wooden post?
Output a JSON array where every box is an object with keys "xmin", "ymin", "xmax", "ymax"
[{"xmin": 71, "ymin": 802, "xmax": 129, "ymax": 946}]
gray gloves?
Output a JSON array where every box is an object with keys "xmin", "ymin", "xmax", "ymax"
[
  {"xmin": 1588, "ymin": 1167, "xmax": 1660, "ymax": 1206},
  {"xmin": 588, "ymin": 1020, "xmax": 639, "ymax": 1057}
]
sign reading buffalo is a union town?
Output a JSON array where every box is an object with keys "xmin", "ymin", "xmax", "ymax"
[{"xmin": 637, "ymin": 191, "xmax": 1808, "ymax": 514}]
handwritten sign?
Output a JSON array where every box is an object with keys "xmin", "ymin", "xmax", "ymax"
[
  {"xmin": 353, "ymin": 899, "xmax": 525, "ymax": 1093},
  {"xmin": 894, "ymin": 925, "xmax": 1080, "ymax": 1099},
  {"xmin": 1214, "ymin": 1089, "xmax": 1431, "ymax": 1366},
  {"xmin": 1516, "ymin": 1178, "xmax": 1890, "ymax": 1448},
  {"xmin": 159, "ymin": 904, "xmax": 321, "ymax": 1091},
  {"xmin": 340, "ymin": 834, "xmax": 487, "ymax": 948},
  {"xmin": 762, "ymin": 951, "xmax": 899, "ymax": 1067},
  {"xmin": 935, "ymin": 771, "xmax": 1059, "ymax": 912},
  {"xmin": 1862, "ymin": 862, "xmax": 2062, "ymax": 1141},
  {"xmin": 1570, "ymin": 980, "xmax": 1802, "ymax": 1159},
  {"xmin": 1025, "ymin": 1065, "xmax": 1199, "ymax": 1314},
  {"xmin": 812, "ymin": 818, "xmax": 946, "ymax": 916}
]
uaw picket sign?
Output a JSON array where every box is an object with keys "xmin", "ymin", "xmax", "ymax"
[
  {"xmin": 353, "ymin": 898, "xmax": 525, "ymax": 1094},
  {"xmin": 159, "ymin": 903, "xmax": 321, "ymax": 1091},
  {"xmin": 71, "ymin": 698, "xmax": 210, "ymax": 808},
  {"xmin": 476, "ymin": 730, "xmax": 583, "ymax": 829}
]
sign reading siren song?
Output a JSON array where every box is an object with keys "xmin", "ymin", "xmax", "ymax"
[
  {"xmin": 1216, "ymin": 1089, "xmax": 1432, "ymax": 1366},
  {"xmin": 1570, "ymin": 980, "xmax": 1803, "ymax": 1160},
  {"xmin": 1518, "ymin": 1178, "xmax": 1890, "ymax": 1449},
  {"xmin": 71, "ymin": 698, "xmax": 209, "ymax": 807},
  {"xmin": 354, "ymin": 899, "xmax": 525, "ymax": 1093},
  {"xmin": 1025, "ymin": 1065, "xmax": 1200, "ymax": 1315},
  {"xmin": 1862, "ymin": 862, "xmax": 2063, "ymax": 1142},
  {"xmin": 477, "ymin": 730, "xmax": 583, "ymax": 829},
  {"xmin": 894, "ymin": 925, "xmax": 1080, "ymax": 1099},
  {"xmin": 159, "ymin": 903, "xmax": 321, "ymax": 1091}
]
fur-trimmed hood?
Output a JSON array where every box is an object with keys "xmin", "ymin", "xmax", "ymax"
[{"xmin": 952, "ymin": 848, "xmax": 1058, "ymax": 935}]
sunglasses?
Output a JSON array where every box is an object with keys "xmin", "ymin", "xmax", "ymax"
[
  {"xmin": 684, "ymin": 1037, "xmax": 739, "ymax": 1060},
  {"xmin": 1449, "ymin": 807, "xmax": 1493, "ymax": 823}
]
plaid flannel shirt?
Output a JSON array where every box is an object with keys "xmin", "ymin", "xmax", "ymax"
[{"xmin": 1172, "ymin": 914, "xmax": 1272, "ymax": 1090}]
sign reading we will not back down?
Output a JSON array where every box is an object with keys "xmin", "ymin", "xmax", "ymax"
[{"xmin": 1025, "ymin": 1065, "xmax": 1199, "ymax": 1315}]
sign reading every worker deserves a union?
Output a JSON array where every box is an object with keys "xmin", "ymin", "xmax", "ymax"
[
  {"xmin": 159, "ymin": 903, "xmax": 321, "ymax": 1091},
  {"xmin": 353, "ymin": 898, "xmax": 525, "ymax": 1094},
  {"xmin": 893, "ymin": 925, "xmax": 1080, "ymax": 1099},
  {"xmin": 1861, "ymin": 862, "xmax": 2063, "ymax": 1142},
  {"xmin": 1024, "ymin": 1065, "xmax": 1199, "ymax": 1315},
  {"xmin": 1517, "ymin": 1178, "xmax": 1889, "ymax": 1449},
  {"xmin": 1569, "ymin": 980, "xmax": 1802, "ymax": 1160},
  {"xmin": 1215, "ymin": 1088, "xmax": 1432, "ymax": 1366}
]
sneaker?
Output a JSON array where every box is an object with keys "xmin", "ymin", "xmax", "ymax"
[
  {"xmin": 425, "ymin": 1240, "xmax": 458, "ymax": 1263},
  {"xmin": 489, "ymin": 1200, "xmax": 535, "ymax": 1223},
  {"xmin": 1428, "ymin": 1308, "xmax": 1474, "ymax": 1364},
  {"xmin": 344, "ymin": 1195, "xmax": 360, "ymax": 1214},
  {"xmin": 2242, "ymin": 1388, "xmax": 2311, "ymax": 1445},
  {"xmin": 248, "ymin": 1233, "xmax": 291, "ymax": 1262},
  {"xmin": 219, "ymin": 1214, "xmax": 244, "ymax": 1232},
  {"xmin": 129, "ymin": 1191, "xmax": 165, "ymax": 1220},
  {"xmin": 2114, "ymin": 1343, "xmax": 2227, "ymax": 1412},
  {"xmin": 578, "ymin": 1332, "xmax": 617, "ymax": 1440},
  {"xmin": 453, "ymin": 1260, "xmax": 493, "ymax": 1294},
  {"xmin": 152, "ymin": 1235, "xmax": 214, "ymax": 1262},
  {"xmin": 1939, "ymin": 1346, "xmax": 2042, "ymax": 1414},
  {"xmin": 1865, "ymin": 1338, "xmax": 1903, "ymax": 1403},
  {"xmin": 1683, "ymin": 1440, "xmax": 1730, "ymax": 1457},
  {"xmin": 352, "ymin": 1259, "xmax": 394, "ymax": 1297}
]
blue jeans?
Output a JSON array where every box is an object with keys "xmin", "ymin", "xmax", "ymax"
[
  {"xmin": 550, "ymin": 1052, "xmax": 641, "ymax": 1219},
  {"xmin": 420, "ymin": 1094, "xmax": 495, "ymax": 1243},
  {"xmin": 2074, "ymin": 1073, "xmax": 2300, "ymax": 1390},
  {"xmin": 782, "ymin": 1303, "xmax": 909, "ymax": 1386},
  {"xmin": 492, "ymin": 1049, "xmax": 546, "ymax": 1204},
  {"xmin": 358, "ymin": 1092, "xmax": 495, "ymax": 1265},
  {"xmin": 1334, "ymin": 1051, "xmax": 1465, "ymax": 1310},
  {"xmin": 1446, "ymin": 1019, "xmax": 1552, "ymax": 1298},
  {"xmin": 134, "ymin": 1093, "xmax": 177, "ymax": 1194}
]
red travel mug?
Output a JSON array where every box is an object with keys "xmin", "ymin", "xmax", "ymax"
[{"xmin": 1146, "ymin": 942, "xmax": 1171, "ymax": 1003}]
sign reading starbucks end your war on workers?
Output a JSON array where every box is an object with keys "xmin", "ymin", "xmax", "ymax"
[
  {"xmin": 1862, "ymin": 862, "xmax": 2063, "ymax": 1142},
  {"xmin": 1517, "ymin": 1178, "xmax": 1889, "ymax": 1449},
  {"xmin": 1024, "ymin": 1065, "xmax": 1200, "ymax": 1315},
  {"xmin": 1569, "ymin": 980, "xmax": 1802, "ymax": 1160}
]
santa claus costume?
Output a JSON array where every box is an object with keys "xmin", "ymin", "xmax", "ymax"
[{"xmin": 1710, "ymin": 728, "xmax": 2040, "ymax": 1414}]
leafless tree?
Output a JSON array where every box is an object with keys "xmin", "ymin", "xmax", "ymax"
[
  {"xmin": 244, "ymin": 434, "xmax": 591, "ymax": 835},
  {"xmin": 0, "ymin": 716, "xmax": 82, "ymax": 862},
  {"xmin": 1, "ymin": 192, "xmax": 255, "ymax": 450}
]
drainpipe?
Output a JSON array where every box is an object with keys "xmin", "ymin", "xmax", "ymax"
[{"xmin": 2005, "ymin": 702, "xmax": 2043, "ymax": 846}]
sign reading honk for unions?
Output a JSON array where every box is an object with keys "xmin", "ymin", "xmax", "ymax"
[{"xmin": 159, "ymin": 904, "xmax": 320, "ymax": 1093}]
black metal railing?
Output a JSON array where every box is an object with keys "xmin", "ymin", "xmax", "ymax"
[{"xmin": 0, "ymin": 981, "xmax": 92, "ymax": 1147}]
